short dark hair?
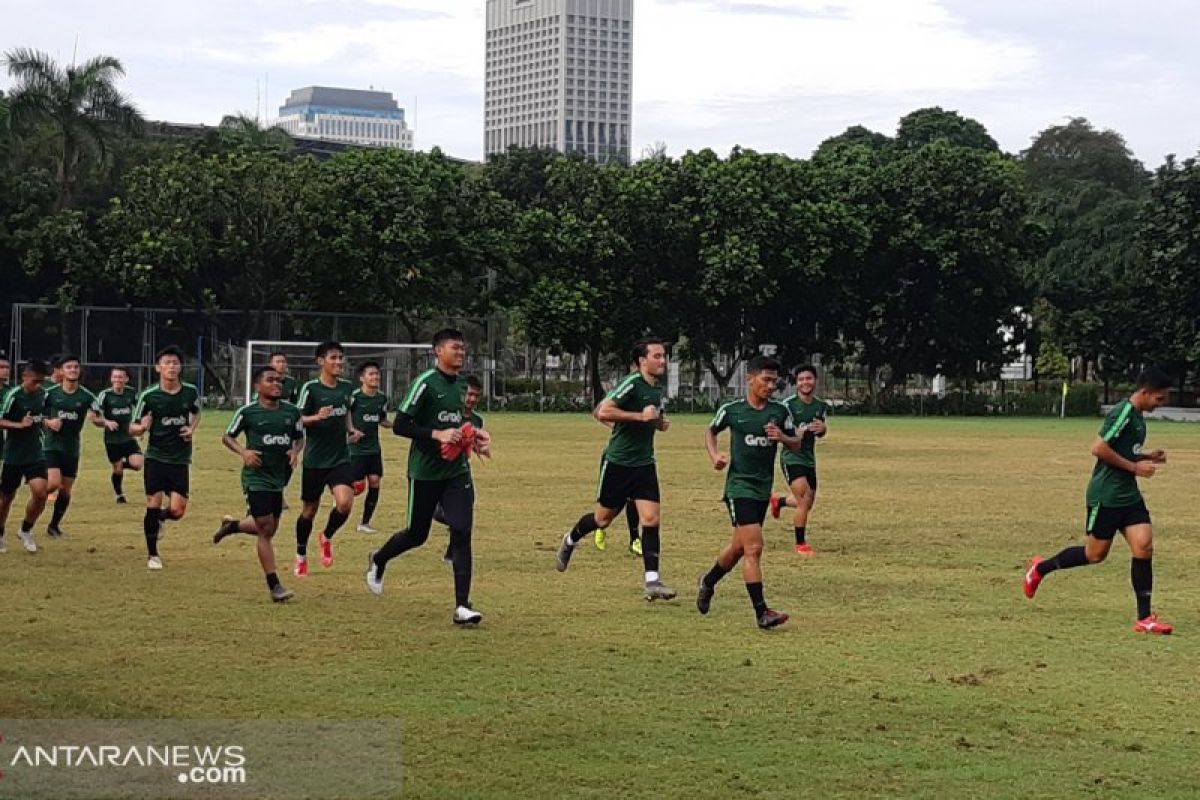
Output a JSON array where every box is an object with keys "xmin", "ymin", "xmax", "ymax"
[
  {"xmin": 793, "ymin": 364, "xmax": 817, "ymax": 380},
  {"xmin": 432, "ymin": 328, "xmax": 464, "ymax": 349},
  {"xmin": 252, "ymin": 366, "xmax": 278, "ymax": 386},
  {"xmin": 315, "ymin": 341, "xmax": 343, "ymax": 360},
  {"xmin": 269, "ymin": 351, "xmax": 289, "ymax": 362},
  {"xmin": 23, "ymin": 359, "xmax": 49, "ymax": 378},
  {"xmin": 465, "ymin": 375, "xmax": 483, "ymax": 391},
  {"xmin": 58, "ymin": 353, "xmax": 81, "ymax": 366},
  {"xmin": 110, "ymin": 365, "xmax": 130, "ymax": 378},
  {"xmin": 49, "ymin": 353, "xmax": 65, "ymax": 368},
  {"xmin": 1136, "ymin": 366, "xmax": 1174, "ymax": 392},
  {"xmin": 631, "ymin": 337, "xmax": 666, "ymax": 365},
  {"xmin": 156, "ymin": 346, "xmax": 184, "ymax": 363},
  {"xmin": 357, "ymin": 360, "xmax": 381, "ymax": 376},
  {"xmin": 747, "ymin": 355, "xmax": 781, "ymax": 375}
]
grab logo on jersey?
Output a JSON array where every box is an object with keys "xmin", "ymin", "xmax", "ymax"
[
  {"xmin": 262, "ymin": 434, "xmax": 292, "ymax": 446},
  {"xmin": 329, "ymin": 406, "xmax": 347, "ymax": 417},
  {"xmin": 361, "ymin": 413, "xmax": 381, "ymax": 423},
  {"xmin": 1132, "ymin": 443, "xmax": 1143, "ymax": 455},
  {"xmin": 57, "ymin": 410, "xmax": 80, "ymax": 421},
  {"xmin": 437, "ymin": 410, "xmax": 463, "ymax": 424},
  {"xmin": 109, "ymin": 406, "xmax": 131, "ymax": 416},
  {"xmin": 161, "ymin": 416, "xmax": 189, "ymax": 427},
  {"xmin": 744, "ymin": 434, "xmax": 772, "ymax": 447}
]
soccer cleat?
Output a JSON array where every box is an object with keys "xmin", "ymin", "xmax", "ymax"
[
  {"xmin": 1133, "ymin": 614, "xmax": 1173, "ymax": 635},
  {"xmin": 0, "ymin": 535, "xmax": 7, "ymax": 554},
  {"xmin": 644, "ymin": 580, "xmax": 677, "ymax": 601},
  {"xmin": 270, "ymin": 583, "xmax": 295, "ymax": 603},
  {"xmin": 18, "ymin": 530, "xmax": 37, "ymax": 553},
  {"xmin": 696, "ymin": 576, "xmax": 715, "ymax": 615},
  {"xmin": 293, "ymin": 556, "xmax": 309, "ymax": 578},
  {"xmin": 365, "ymin": 550, "xmax": 384, "ymax": 595},
  {"xmin": 629, "ymin": 537, "xmax": 642, "ymax": 557},
  {"xmin": 757, "ymin": 608, "xmax": 789, "ymax": 630},
  {"xmin": 595, "ymin": 528, "xmax": 608, "ymax": 551},
  {"xmin": 212, "ymin": 515, "xmax": 240, "ymax": 545},
  {"xmin": 770, "ymin": 492, "xmax": 784, "ymax": 520},
  {"xmin": 147, "ymin": 556, "xmax": 163, "ymax": 570},
  {"xmin": 319, "ymin": 534, "xmax": 334, "ymax": 568},
  {"xmin": 357, "ymin": 523, "xmax": 378, "ymax": 535},
  {"xmin": 555, "ymin": 534, "xmax": 575, "ymax": 572},
  {"xmin": 115, "ymin": 494, "xmax": 128, "ymax": 504},
  {"xmin": 453, "ymin": 605, "xmax": 483, "ymax": 625},
  {"xmin": 1023, "ymin": 556, "xmax": 1045, "ymax": 599},
  {"xmin": 795, "ymin": 543, "xmax": 815, "ymax": 557},
  {"xmin": 47, "ymin": 526, "xmax": 65, "ymax": 539}
]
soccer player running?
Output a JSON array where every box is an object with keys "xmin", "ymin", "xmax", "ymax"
[
  {"xmin": 93, "ymin": 366, "xmax": 144, "ymax": 504},
  {"xmin": 435, "ymin": 374, "xmax": 486, "ymax": 563},
  {"xmin": 214, "ymin": 366, "xmax": 305, "ymax": 602},
  {"xmin": 129, "ymin": 346, "xmax": 201, "ymax": 570},
  {"xmin": 0, "ymin": 356, "xmax": 10, "ymax": 475},
  {"xmin": 697, "ymin": 356, "xmax": 801, "ymax": 629},
  {"xmin": 294, "ymin": 341, "xmax": 362, "ymax": 575},
  {"xmin": 350, "ymin": 361, "xmax": 392, "ymax": 534},
  {"xmin": 0, "ymin": 360, "xmax": 50, "ymax": 554},
  {"xmin": 269, "ymin": 351, "xmax": 300, "ymax": 403},
  {"xmin": 366, "ymin": 329, "xmax": 491, "ymax": 626},
  {"xmin": 555, "ymin": 338, "xmax": 676, "ymax": 601},
  {"xmin": 770, "ymin": 365, "xmax": 829, "ymax": 556},
  {"xmin": 42, "ymin": 355, "xmax": 99, "ymax": 538},
  {"xmin": 1024, "ymin": 366, "xmax": 1175, "ymax": 634}
]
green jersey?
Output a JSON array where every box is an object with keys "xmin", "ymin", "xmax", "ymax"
[
  {"xmin": 252, "ymin": 374, "xmax": 299, "ymax": 404},
  {"xmin": 42, "ymin": 384, "xmax": 98, "ymax": 457},
  {"xmin": 399, "ymin": 369, "xmax": 468, "ymax": 481},
  {"xmin": 93, "ymin": 387, "xmax": 138, "ymax": 444},
  {"xmin": 602, "ymin": 372, "xmax": 664, "ymax": 467},
  {"xmin": 467, "ymin": 411, "xmax": 484, "ymax": 430},
  {"xmin": 1087, "ymin": 400, "xmax": 1147, "ymax": 507},
  {"xmin": 296, "ymin": 377, "xmax": 354, "ymax": 469},
  {"xmin": 349, "ymin": 389, "xmax": 391, "ymax": 457},
  {"xmin": 0, "ymin": 380, "xmax": 7, "ymax": 458},
  {"xmin": 134, "ymin": 383, "xmax": 201, "ymax": 465},
  {"xmin": 0, "ymin": 385, "xmax": 47, "ymax": 465},
  {"xmin": 710, "ymin": 398, "xmax": 797, "ymax": 501},
  {"xmin": 781, "ymin": 395, "xmax": 829, "ymax": 468},
  {"xmin": 225, "ymin": 401, "xmax": 304, "ymax": 493}
]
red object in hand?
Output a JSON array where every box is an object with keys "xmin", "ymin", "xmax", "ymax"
[{"xmin": 439, "ymin": 422, "xmax": 477, "ymax": 461}]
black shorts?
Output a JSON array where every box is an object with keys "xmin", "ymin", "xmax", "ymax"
[
  {"xmin": 352, "ymin": 453, "xmax": 385, "ymax": 481},
  {"xmin": 725, "ymin": 497, "xmax": 770, "ymax": 527},
  {"xmin": 247, "ymin": 491, "xmax": 285, "ymax": 519},
  {"xmin": 45, "ymin": 451, "xmax": 80, "ymax": 478},
  {"xmin": 301, "ymin": 463, "xmax": 356, "ymax": 503},
  {"xmin": 1086, "ymin": 502, "xmax": 1151, "ymax": 541},
  {"xmin": 782, "ymin": 462, "xmax": 818, "ymax": 492},
  {"xmin": 0, "ymin": 461, "xmax": 48, "ymax": 495},
  {"xmin": 144, "ymin": 460, "xmax": 190, "ymax": 498},
  {"xmin": 597, "ymin": 459, "xmax": 660, "ymax": 510},
  {"xmin": 105, "ymin": 440, "xmax": 142, "ymax": 465}
]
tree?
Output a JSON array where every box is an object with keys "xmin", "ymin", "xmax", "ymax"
[
  {"xmin": 217, "ymin": 114, "xmax": 294, "ymax": 152},
  {"xmin": 3, "ymin": 48, "xmax": 143, "ymax": 210},
  {"xmin": 895, "ymin": 107, "xmax": 999, "ymax": 152},
  {"xmin": 1022, "ymin": 118, "xmax": 1146, "ymax": 195}
]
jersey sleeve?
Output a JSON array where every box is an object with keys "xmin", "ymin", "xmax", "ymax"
[
  {"xmin": 606, "ymin": 376, "xmax": 639, "ymax": 410},
  {"xmin": 91, "ymin": 391, "xmax": 106, "ymax": 415},
  {"xmin": 1100, "ymin": 402, "xmax": 1132, "ymax": 442},
  {"xmin": 0, "ymin": 387, "xmax": 17, "ymax": 419},
  {"xmin": 133, "ymin": 389, "xmax": 151, "ymax": 420},
  {"xmin": 710, "ymin": 403, "xmax": 732, "ymax": 433},
  {"xmin": 225, "ymin": 406, "xmax": 248, "ymax": 437},
  {"xmin": 779, "ymin": 404, "xmax": 797, "ymax": 433},
  {"xmin": 187, "ymin": 386, "xmax": 201, "ymax": 415},
  {"xmin": 399, "ymin": 374, "xmax": 431, "ymax": 416},
  {"xmin": 296, "ymin": 382, "xmax": 315, "ymax": 415}
]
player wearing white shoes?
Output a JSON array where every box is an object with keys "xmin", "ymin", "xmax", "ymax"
[
  {"xmin": 350, "ymin": 361, "xmax": 392, "ymax": 534},
  {"xmin": 0, "ymin": 360, "xmax": 51, "ymax": 555},
  {"xmin": 770, "ymin": 365, "xmax": 829, "ymax": 556},
  {"xmin": 42, "ymin": 355, "xmax": 99, "ymax": 538}
]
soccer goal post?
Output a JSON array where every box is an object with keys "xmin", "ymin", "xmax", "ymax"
[{"xmin": 240, "ymin": 340, "xmax": 432, "ymax": 405}]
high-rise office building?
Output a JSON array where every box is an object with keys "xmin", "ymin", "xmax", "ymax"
[
  {"xmin": 485, "ymin": 0, "xmax": 632, "ymax": 164},
  {"xmin": 275, "ymin": 86, "xmax": 414, "ymax": 150}
]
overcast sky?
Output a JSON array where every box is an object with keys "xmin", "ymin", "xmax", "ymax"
[{"xmin": 3, "ymin": 0, "xmax": 1198, "ymax": 165}]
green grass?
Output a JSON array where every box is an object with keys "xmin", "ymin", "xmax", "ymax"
[{"xmin": 3, "ymin": 414, "xmax": 1200, "ymax": 799}]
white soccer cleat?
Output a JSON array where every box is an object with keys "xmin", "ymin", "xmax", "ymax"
[
  {"xmin": 147, "ymin": 556, "xmax": 163, "ymax": 570},
  {"xmin": 357, "ymin": 523, "xmax": 377, "ymax": 534},
  {"xmin": 0, "ymin": 535, "xmax": 7, "ymax": 554},
  {"xmin": 365, "ymin": 550, "xmax": 384, "ymax": 595},
  {"xmin": 18, "ymin": 530, "xmax": 37, "ymax": 553},
  {"xmin": 453, "ymin": 606, "xmax": 483, "ymax": 625}
]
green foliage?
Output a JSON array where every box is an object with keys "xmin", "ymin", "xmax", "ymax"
[{"xmin": 1035, "ymin": 342, "xmax": 1070, "ymax": 380}]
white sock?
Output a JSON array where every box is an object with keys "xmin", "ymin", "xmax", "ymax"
[{"xmin": 645, "ymin": 571, "xmax": 659, "ymax": 583}]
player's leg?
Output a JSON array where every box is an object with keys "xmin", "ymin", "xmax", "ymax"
[
  {"xmin": 47, "ymin": 469, "xmax": 76, "ymax": 537},
  {"xmin": 556, "ymin": 460, "xmax": 623, "ymax": 570},
  {"xmin": 1124, "ymin": 515, "xmax": 1170, "ymax": 633},
  {"xmin": 696, "ymin": 499, "xmax": 745, "ymax": 614},
  {"xmin": 17, "ymin": 473, "xmax": 49, "ymax": 553},
  {"xmin": 1025, "ymin": 506, "xmax": 1113, "ymax": 598},
  {"xmin": 0, "ymin": 477, "xmax": 15, "ymax": 552},
  {"xmin": 142, "ymin": 463, "xmax": 166, "ymax": 568},
  {"xmin": 440, "ymin": 474, "xmax": 482, "ymax": 623},
  {"xmin": 294, "ymin": 468, "xmax": 324, "ymax": 576},
  {"xmin": 636, "ymin": 498, "xmax": 674, "ymax": 600},
  {"xmin": 358, "ymin": 457, "xmax": 383, "ymax": 533},
  {"xmin": 318, "ymin": 466, "xmax": 356, "ymax": 567},
  {"xmin": 110, "ymin": 458, "xmax": 125, "ymax": 502},
  {"xmin": 790, "ymin": 471, "xmax": 816, "ymax": 555},
  {"xmin": 368, "ymin": 478, "xmax": 443, "ymax": 594},
  {"xmin": 736, "ymin": 515, "xmax": 787, "ymax": 628},
  {"xmin": 256, "ymin": 493, "xmax": 292, "ymax": 602}
]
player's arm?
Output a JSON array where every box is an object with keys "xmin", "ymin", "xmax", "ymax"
[
  {"xmin": 768, "ymin": 411, "xmax": 803, "ymax": 451},
  {"xmin": 393, "ymin": 378, "xmax": 458, "ymax": 444},
  {"xmin": 594, "ymin": 397, "xmax": 658, "ymax": 424},
  {"xmin": 297, "ymin": 385, "xmax": 331, "ymax": 427},
  {"xmin": 181, "ymin": 406, "xmax": 201, "ymax": 442},
  {"xmin": 221, "ymin": 411, "xmax": 260, "ymax": 467},
  {"xmin": 0, "ymin": 413, "xmax": 34, "ymax": 431},
  {"xmin": 128, "ymin": 412, "xmax": 151, "ymax": 436},
  {"xmin": 809, "ymin": 413, "xmax": 828, "ymax": 437},
  {"xmin": 345, "ymin": 402, "xmax": 364, "ymax": 442},
  {"xmin": 1090, "ymin": 437, "xmax": 1156, "ymax": 477},
  {"xmin": 705, "ymin": 404, "xmax": 730, "ymax": 470},
  {"xmin": 592, "ymin": 401, "xmax": 615, "ymax": 429}
]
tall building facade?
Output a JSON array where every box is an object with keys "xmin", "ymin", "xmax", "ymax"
[
  {"xmin": 275, "ymin": 86, "xmax": 414, "ymax": 150},
  {"xmin": 485, "ymin": 0, "xmax": 632, "ymax": 164}
]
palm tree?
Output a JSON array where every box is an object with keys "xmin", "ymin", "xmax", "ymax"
[
  {"xmin": 4, "ymin": 47, "xmax": 143, "ymax": 209},
  {"xmin": 219, "ymin": 113, "xmax": 294, "ymax": 151}
]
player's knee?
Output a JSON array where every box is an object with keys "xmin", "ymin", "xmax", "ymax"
[
  {"xmin": 368, "ymin": 476, "xmax": 381, "ymax": 489},
  {"xmin": 743, "ymin": 542, "xmax": 763, "ymax": 560},
  {"xmin": 1131, "ymin": 542, "xmax": 1153, "ymax": 559},
  {"xmin": 1085, "ymin": 548, "xmax": 1108, "ymax": 564},
  {"xmin": 639, "ymin": 512, "xmax": 660, "ymax": 527},
  {"xmin": 335, "ymin": 498, "xmax": 352, "ymax": 514},
  {"xmin": 300, "ymin": 503, "xmax": 318, "ymax": 518}
]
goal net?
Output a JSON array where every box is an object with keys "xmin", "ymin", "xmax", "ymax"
[{"xmin": 234, "ymin": 340, "xmax": 432, "ymax": 405}]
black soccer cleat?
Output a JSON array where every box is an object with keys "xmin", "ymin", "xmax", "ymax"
[
  {"xmin": 555, "ymin": 534, "xmax": 576, "ymax": 572},
  {"xmin": 212, "ymin": 515, "xmax": 239, "ymax": 545},
  {"xmin": 270, "ymin": 584, "xmax": 295, "ymax": 603},
  {"xmin": 756, "ymin": 609, "xmax": 789, "ymax": 630},
  {"xmin": 696, "ymin": 576, "xmax": 715, "ymax": 615}
]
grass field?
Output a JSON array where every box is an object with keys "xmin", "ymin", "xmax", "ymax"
[{"xmin": 3, "ymin": 413, "xmax": 1200, "ymax": 799}]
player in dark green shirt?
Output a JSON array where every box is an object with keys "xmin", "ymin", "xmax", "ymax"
[
  {"xmin": 1024, "ymin": 366, "xmax": 1174, "ymax": 634},
  {"xmin": 770, "ymin": 365, "xmax": 830, "ymax": 556},
  {"xmin": 42, "ymin": 355, "xmax": 99, "ymax": 538},
  {"xmin": 0, "ymin": 356, "xmax": 10, "ymax": 462},
  {"xmin": 368, "ymin": 329, "xmax": 491, "ymax": 626},
  {"xmin": 698, "ymin": 355, "xmax": 802, "ymax": 630},
  {"xmin": 0, "ymin": 359, "xmax": 51, "ymax": 554},
  {"xmin": 93, "ymin": 366, "xmax": 144, "ymax": 504},
  {"xmin": 214, "ymin": 366, "xmax": 305, "ymax": 603},
  {"xmin": 129, "ymin": 346, "xmax": 201, "ymax": 570},
  {"xmin": 435, "ymin": 374, "xmax": 487, "ymax": 563},
  {"xmin": 555, "ymin": 338, "xmax": 676, "ymax": 602},
  {"xmin": 350, "ymin": 361, "xmax": 393, "ymax": 534},
  {"xmin": 293, "ymin": 341, "xmax": 363, "ymax": 576}
]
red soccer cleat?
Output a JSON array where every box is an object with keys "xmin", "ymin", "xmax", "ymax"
[
  {"xmin": 1133, "ymin": 614, "xmax": 1174, "ymax": 635},
  {"xmin": 770, "ymin": 492, "xmax": 783, "ymax": 520},
  {"xmin": 795, "ymin": 543, "xmax": 814, "ymax": 557},
  {"xmin": 1023, "ymin": 556, "xmax": 1044, "ymax": 599},
  {"xmin": 293, "ymin": 556, "xmax": 309, "ymax": 578},
  {"xmin": 319, "ymin": 535, "xmax": 334, "ymax": 568}
]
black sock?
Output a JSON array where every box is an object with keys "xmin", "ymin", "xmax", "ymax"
[
  {"xmin": 568, "ymin": 513, "xmax": 600, "ymax": 545},
  {"xmin": 49, "ymin": 494, "xmax": 71, "ymax": 529},
  {"xmin": 362, "ymin": 487, "xmax": 380, "ymax": 525},
  {"xmin": 295, "ymin": 516, "xmax": 314, "ymax": 557},
  {"xmin": 373, "ymin": 527, "xmax": 429, "ymax": 576},
  {"xmin": 450, "ymin": 530, "xmax": 473, "ymax": 607},
  {"xmin": 111, "ymin": 473, "xmax": 124, "ymax": 496},
  {"xmin": 640, "ymin": 525, "xmax": 661, "ymax": 574},
  {"xmin": 626, "ymin": 501, "xmax": 640, "ymax": 543},
  {"xmin": 794, "ymin": 526, "xmax": 807, "ymax": 545},
  {"xmin": 746, "ymin": 581, "xmax": 767, "ymax": 617},
  {"xmin": 20, "ymin": 519, "xmax": 34, "ymax": 535},
  {"xmin": 1131, "ymin": 558, "xmax": 1153, "ymax": 619},
  {"xmin": 143, "ymin": 508, "xmax": 159, "ymax": 557},
  {"xmin": 1037, "ymin": 545, "xmax": 1089, "ymax": 576},
  {"xmin": 323, "ymin": 509, "xmax": 349, "ymax": 540},
  {"xmin": 266, "ymin": 572, "xmax": 281, "ymax": 590},
  {"xmin": 702, "ymin": 562, "xmax": 730, "ymax": 589}
]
